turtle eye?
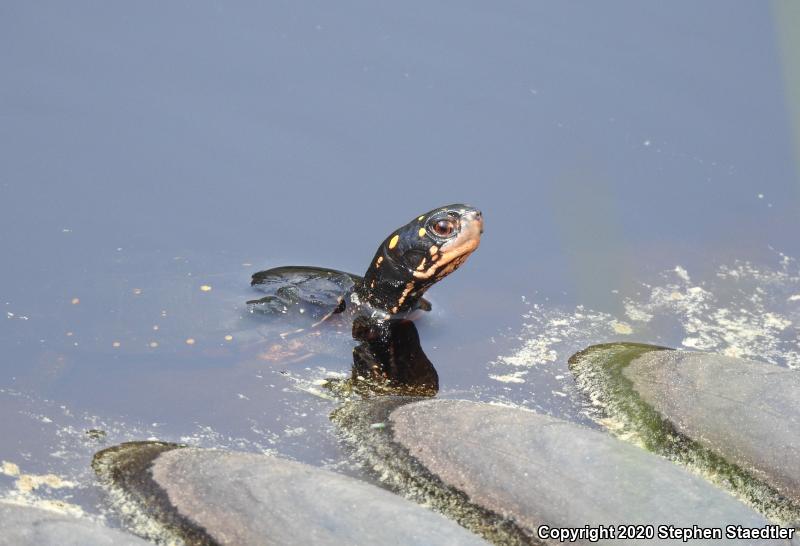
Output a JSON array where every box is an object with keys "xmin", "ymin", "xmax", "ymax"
[{"xmin": 431, "ymin": 218, "xmax": 457, "ymax": 238}]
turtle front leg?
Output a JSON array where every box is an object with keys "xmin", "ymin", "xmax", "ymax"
[{"xmin": 246, "ymin": 295, "xmax": 291, "ymax": 315}]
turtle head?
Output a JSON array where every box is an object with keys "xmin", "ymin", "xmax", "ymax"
[{"xmin": 359, "ymin": 204, "xmax": 483, "ymax": 315}]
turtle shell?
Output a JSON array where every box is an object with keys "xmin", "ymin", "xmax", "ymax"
[{"xmin": 248, "ymin": 266, "xmax": 360, "ymax": 322}]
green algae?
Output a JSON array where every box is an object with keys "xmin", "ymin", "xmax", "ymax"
[
  {"xmin": 568, "ymin": 342, "xmax": 800, "ymax": 526},
  {"xmin": 92, "ymin": 441, "xmax": 216, "ymax": 546}
]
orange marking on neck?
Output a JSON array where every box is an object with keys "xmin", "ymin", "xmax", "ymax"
[
  {"xmin": 414, "ymin": 240, "xmax": 478, "ymax": 280},
  {"xmin": 393, "ymin": 281, "xmax": 416, "ymax": 312}
]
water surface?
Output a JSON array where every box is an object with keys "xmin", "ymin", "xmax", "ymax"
[{"xmin": 1, "ymin": 1, "xmax": 799, "ymax": 518}]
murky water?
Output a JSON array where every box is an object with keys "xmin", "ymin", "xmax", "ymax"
[{"xmin": 1, "ymin": 1, "xmax": 799, "ymax": 521}]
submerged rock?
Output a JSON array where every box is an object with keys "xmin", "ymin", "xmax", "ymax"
[
  {"xmin": 93, "ymin": 441, "xmax": 487, "ymax": 546},
  {"xmin": 333, "ymin": 397, "xmax": 791, "ymax": 545},
  {"xmin": 0, "ymin": 502, "xmax": 149, "ymax": 546},
  {"xmin": 569, "ymin": 342, "xmax": 800, "ymax": 524}
]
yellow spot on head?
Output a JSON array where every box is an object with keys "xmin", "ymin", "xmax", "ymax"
[
  {"xmin": 429, "ymin": 245, "xmax": 438, "ymax": 255},
  {"xmin": 418, "ymin": 215, "xmax": 424, "ymax": 221},
  {"xmin": 224, "ymin": 334, "xmax": 233, "ymax": 342},
  {"xmin": 418, "ymin": 228, "xmax": 426, "ymax": 237},
  {"xmin": 185, "ymin": 338, "xmax": 196, "ymax": 345},
  {"xmin": 70, "ymin": 298, "xmax": 80, "ymax": 305},
  {"xmin": 200, "ymin": 285, "xmax": 212, "ymax": 292},
  {"xmin": 388, "ymin": 234, "xmax": 400, "ymax": 249}
]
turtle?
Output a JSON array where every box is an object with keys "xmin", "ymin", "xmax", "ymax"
[{"xmin": 247, "ymin": 204, "xmax": 483, "ymax": 326}]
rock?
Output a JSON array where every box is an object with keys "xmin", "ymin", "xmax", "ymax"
[
  {"xmin": 93, "ymin": 441, "xmax": 487, "ymax": 546},
  {"xmin": 626, "ymin": 351, "xmax": 800, "ymax": 507},
  {"xmin": 0, "ymin": 502, "xmax": 150, "ymax": 546},
  {"xmin": 569, "ymin": 342, "xmax": 800, "ymax": 525},
  {"xmin": 333, "ymin": 397, "xmax": 796, "ymax": 545}
]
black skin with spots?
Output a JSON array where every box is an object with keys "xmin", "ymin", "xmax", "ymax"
[
  {"xmin": 249, "ymin": 205, "xmax": 482, "ymax": 394},
  {"xmin": 250, "ymin": 204, "xmax": 483, "ymax": 320},
  {"xmin": 357, "ymin": 204, "xmax": 483, "ymax": 316}
]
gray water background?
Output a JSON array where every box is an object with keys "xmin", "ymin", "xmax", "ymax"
[{"xmin": 1, "ymin": 1, "xmax": 799, "ymax": 517}]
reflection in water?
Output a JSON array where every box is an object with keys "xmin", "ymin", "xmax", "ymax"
[
  {"xmin": 321, "ymin": 316, "xmax": 438, "ymax": 398},
  {"xmin": 350, "ymin": 316, "xmax": 438, "ymax": 396}
]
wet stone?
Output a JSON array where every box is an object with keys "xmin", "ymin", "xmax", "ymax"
[
  {"xmin": 625, "ymin": 350, "xmax": 800, "ymax": 509},
  {"xmin": 568, "ymin": 343, "xmax": 800, "ymax": 525},
  {"xmin": 333, "ymin": 397, "xmax": 794, "ymax": 545},
  {"xmin": 93, "ymin": 441, "xmax": 487, "ymax": 546},
  {"xmin": 0, "ymin": 502, "xmax": 150, "ymax": 546}
]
